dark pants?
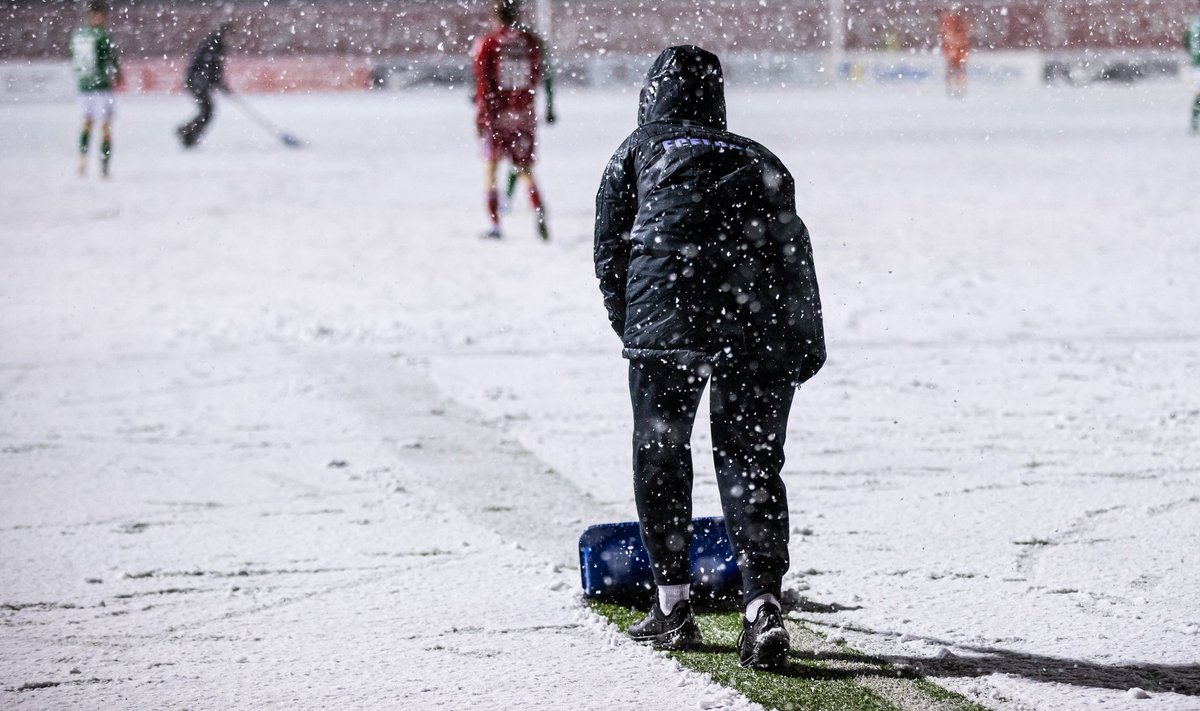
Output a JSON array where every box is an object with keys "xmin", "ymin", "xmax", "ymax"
[
  {"xmin": 179, "ymin": 86, "xmax": 214, "ymax": 146},
  {"xmin": 629, "ymin": 354, "xmax": 798, "ymax": 606}
]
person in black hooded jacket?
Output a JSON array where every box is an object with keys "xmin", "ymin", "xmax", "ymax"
[
  {"xmin": 594, "ymin": 45, "xmax": 825, "ymax": 669},
  {"xmin": 177, "ymin": 23, "xmax": 233, "ymax": 148}
]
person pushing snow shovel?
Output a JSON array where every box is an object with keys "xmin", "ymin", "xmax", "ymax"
[
  {"xmin": 177, "ymin": 22, "xmax": 234, "ymax": 148},
  {"xmin": 593, "ymin": 45, "xmax": 826, "ymax": 669}
]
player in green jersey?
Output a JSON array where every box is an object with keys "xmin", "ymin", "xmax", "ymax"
[
  {"xmin": 69, "ymin": 0, "xmax": 121, "ymax": 177},
  {"xmin": 1186, "ymin": 14, "xmax": 1200, "ymax": 133}
]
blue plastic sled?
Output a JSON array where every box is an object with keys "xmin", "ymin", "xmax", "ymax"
[{"xmin": 578, "ymin": 516, "xmax": 741, "ymax": 603}]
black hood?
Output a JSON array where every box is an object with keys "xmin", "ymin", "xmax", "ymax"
[{"xmin": 637, "ymin": 45, "xmax": 726, "ymax": 130}]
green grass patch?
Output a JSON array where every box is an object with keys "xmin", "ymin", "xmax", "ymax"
[
  {"xmin": 912, "ymin": 677, "xmax": 979, "ymax": 704},
  {"xmin": 589, "ymin": 601, "xmax": 987, "ymax": 711}
]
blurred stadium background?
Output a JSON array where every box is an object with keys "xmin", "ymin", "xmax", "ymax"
[{"xmin": 1, "ymin": 0, "xmax": 1194, "ymax": 99}]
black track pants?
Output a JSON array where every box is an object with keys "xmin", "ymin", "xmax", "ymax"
[
  {"xmin": 629, "ymin": 355, "xmax": 798, "ymax": 606},
  {"xmin": 179, "ymin": 87, "xmax": 215, "ymax": 145}
]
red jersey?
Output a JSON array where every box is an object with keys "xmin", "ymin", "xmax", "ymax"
[
  {"xmin": 472, "ymin": 25, "xmax": 543, "ymax": 134},
  {"xmin": 939, "ymin": 12, "xmax": 970, "ymax": 62}
]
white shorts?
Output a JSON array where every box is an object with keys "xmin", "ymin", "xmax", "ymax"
[{"xmin": 79, "ymin": 91, "xmax": 115, "ymax": 122}]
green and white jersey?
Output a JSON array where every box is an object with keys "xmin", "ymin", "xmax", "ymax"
[
  {"xmin": 1187, "ymin": 17, "xmax": 1200, "ymax": 67},
  {"xmin": 70, "ymin": 25, "xmax": 119, "ymax": 92}
]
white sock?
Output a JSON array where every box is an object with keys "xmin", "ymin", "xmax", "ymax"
[
  {"xmin": 657, "ymin": 584, "xmax": 690, "ymax": 614},
  {"xmin": 745, "ymin": 594, "xmax": 781, "ymax": 622}
]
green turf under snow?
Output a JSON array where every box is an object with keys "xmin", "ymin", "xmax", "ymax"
[{"xmin": 590, "ymin": 601, "xmax": 988, "ymax": 711}]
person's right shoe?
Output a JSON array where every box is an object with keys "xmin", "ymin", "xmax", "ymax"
[
  {"xmin": 626, "ymin": 599, "xmax": 702, "ymax": 650},
  {"xmin": 738, "ymin": 602, "xmax": 790, "ymax": 669}
]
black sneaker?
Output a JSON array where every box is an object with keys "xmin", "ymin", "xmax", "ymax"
[
  {"xmin": 738, "ymin": 603, "xmax": 790, "ymax": 669},
  {"xmin": 626, "ymin": 600, "xmax": 702, "ymax": 650},
  {"xmin": 177, "ymin": 125, "xmax": 197, "ymax": 148}
]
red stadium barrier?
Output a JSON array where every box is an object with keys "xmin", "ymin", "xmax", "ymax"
[
  {"xmin": 121, "ymin": 57, "xmax": 371, "ymax": 95},
  {"xmin": 3, "ymin": 0, "xmax": 1192, "ymax": 96}
]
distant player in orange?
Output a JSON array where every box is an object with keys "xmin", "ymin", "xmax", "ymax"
[
  {"xmin": 1186, "ymin": 12, "xmax": 1200, "ymax": 133},
  {"xmin": 939, "ymin": 8, "xmax": 970, "ymax": 98},
  {"xmin": 472, "ymin": 0, "xmax": 552, "ymax": 240}
]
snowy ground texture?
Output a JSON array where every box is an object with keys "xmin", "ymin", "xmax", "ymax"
[{"xmin": 2, "ymin": 83, "xmax": 1199, "ymax": 710}]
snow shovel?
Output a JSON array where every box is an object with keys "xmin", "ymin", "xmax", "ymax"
[
  {"xmin": 226, "ymin": 91, "xmax": 304, "ymax": 148},
  {"xmin": 578, "ymin": 516, "xmax": 741, "ymax": 604}
]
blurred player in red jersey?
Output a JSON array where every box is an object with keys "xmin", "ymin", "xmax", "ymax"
[
  {"xmin": 939, "ymin": 8, "xmax": 970, "ymax": 98},
  {"xmin": 473, "ymin": 0, "xmax": 553, "ymax": 240}
]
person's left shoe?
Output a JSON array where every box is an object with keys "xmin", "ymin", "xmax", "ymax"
[
  {"xmin": 535, "ymin": 211, "xmax": 550, "ymax": 241},
  {"xmin": 177, "ymin": 125, "xmax": 198, "ymax": 148},
  {"xmin": 627, "ymin": 600, "xmax": 702, "ymax": 650},
  {"xmin": 738, "ymin": 602, "xmax": 790, "ymax": 669}
]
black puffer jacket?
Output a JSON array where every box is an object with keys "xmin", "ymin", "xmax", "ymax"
[
  {"xmin": 593, "ymin": 45, "xmax": 825, "ymax": 382},
  {"xmin": 186, "ymin": 29, "xmax": 228, "ymax": 93}
]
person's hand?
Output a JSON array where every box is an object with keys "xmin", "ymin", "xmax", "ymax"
[{"xmin": 546, "ymin": 107, "xmax": 557, "ymax": 125}]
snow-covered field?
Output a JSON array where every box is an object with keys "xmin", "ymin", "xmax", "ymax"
[{"xmin": 2, "ymin": 82, "xmax": 1198, "ymax": 710}]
